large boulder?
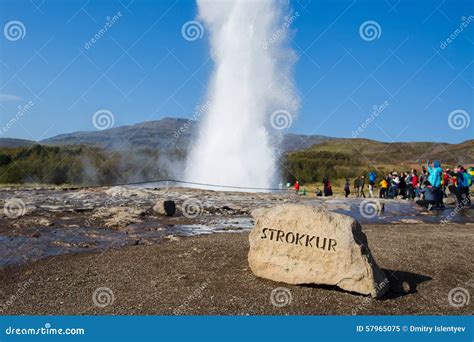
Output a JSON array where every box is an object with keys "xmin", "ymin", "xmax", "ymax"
[{"xmin": 248, "ymin": 204, "xmax": 389, "ymax": 298}]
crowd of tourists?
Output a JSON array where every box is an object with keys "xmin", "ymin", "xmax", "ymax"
[
  {"xmin": 293, "ymin": 161, "xmax": 473, "ymax": 210},
  {"xmin": 346, "ymin": 161, "xmax": 473, "ymax": 209}
]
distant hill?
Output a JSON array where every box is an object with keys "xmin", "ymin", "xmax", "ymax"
[
  {"xmin": 38, "ymin": 117, "xmax": 336, "ymax": 152},
  {"xmin": 40, "ymin": 118, "xmax": 193, "ymax": 150},
  {"xmin": 0, "ymin": 138, "xmax": 37, "ymax": 148},
  {"xmin": 280, "ymin": 133, "xmax": 336, "ymax": 151},
  {"xmin": 0, "ymin": 118, "xmax": 471, "ymax": 185},
  {"xmin": 283, "ymin": 138, "xmax": 474, "ymax": 183},
  {"xmin": 1, "ymin": 118, "xmax": 471, "ymax": 164},
  {"xmin": 304, "ymin": 138, "xmax": 474, "ymax": 165}
]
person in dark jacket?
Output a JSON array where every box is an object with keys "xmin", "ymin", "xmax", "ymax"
[
  {"xmin": 405, "ymin": 171, "xmax": 413, "ymax": 200},
  {"xmin": 358, "ymin": 175, "xmax": 366, "ymax": 198},
  {"xmin": 389, "ymin": 172, "xmax": 400, "ymax": 199},
  {"xmin": 344, "ymin": 178, "xmax": 350, "ymax": 198},
  {"xmin": 354, "ymin": 177, "xmax": 360, "ymax": 197},
  {"xmin": 419, "ymin": 168, "xmax": 427, "ymax": 189},
  {"xmin": 322, "ymin": 176, "xmax": 332, "ymax": 196},
  {"xmin": 399, "ymin": 172, "xmax": 407, "ymax": 199},
  {"xmin": 416, "ymin": 181, "xmax": 437, "ymax": 210}
]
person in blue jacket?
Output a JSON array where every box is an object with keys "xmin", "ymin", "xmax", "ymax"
[
  {"xmin": 417, "ymin": 181, "xmax": 437, "ymax": 210},
  {"xmin": 427, "ymin": 160, "xmax": 443, "ymax": 208},
  {"xmin": 368, "ymin": 171, "xmax": 377, "ymax": 198},
  {"xmin": 455, "ymin": 165, "xmax": 471, "ymax": 207},
  {"xmin": 466, "ymin": 167, "xmax": 474, "ymax": 206}
]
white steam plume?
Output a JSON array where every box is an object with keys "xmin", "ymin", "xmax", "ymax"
[{"xmin": 185, "ymin": 0, "xmax": 299, "ymax": 190}]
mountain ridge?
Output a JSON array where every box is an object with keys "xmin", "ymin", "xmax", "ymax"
[
  {"xmin": 0, "ymin": 118, "xmax": 471, "ymax": 158},
  {"xmin": 0, "ymin": 118, "xmax": 337, "ymax": 152}
]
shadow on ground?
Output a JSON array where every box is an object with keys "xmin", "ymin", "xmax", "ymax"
[{"xmin": 383, "ymin": 269, "xmax": 432, "ymax": 299}]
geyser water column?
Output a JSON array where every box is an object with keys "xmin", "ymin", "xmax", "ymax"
[{"xmin": 185, "ymin": 0, "xmax": 299, "ymax": 190}]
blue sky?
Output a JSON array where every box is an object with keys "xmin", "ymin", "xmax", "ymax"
[{"xmin": 0, "ymin": 0, "xmax": 472, "ymax": 143}]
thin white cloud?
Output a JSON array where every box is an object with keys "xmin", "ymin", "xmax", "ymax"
[{"xmin": 0, "ymin": 93, "xmax": 22, "ymax": 102}]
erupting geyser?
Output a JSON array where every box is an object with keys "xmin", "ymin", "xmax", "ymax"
[{"xmin": 184, "ymin": 0, "xmax": 299, "ymax": 190}]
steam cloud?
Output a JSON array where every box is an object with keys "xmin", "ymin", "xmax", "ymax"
[{"xmin": 184, "ymin": 0, "xmax": 299, "ymax": 190}]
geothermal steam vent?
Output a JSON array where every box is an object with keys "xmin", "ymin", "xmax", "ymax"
[{"xmin": 248, "ymin": 204, "xmax": 388, "ymax": 298}]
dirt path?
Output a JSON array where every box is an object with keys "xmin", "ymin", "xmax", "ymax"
[{"xmin": 1, "ymin": 223, "xmax": 472, "ymax": 315}]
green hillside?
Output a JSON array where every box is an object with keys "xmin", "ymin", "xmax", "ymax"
[
  {"xmin": 0, "ymin": 144, "xmax": 176, "ymax": 185},
  {"xmin": 283, "ymin": 139, "xmax": 474, "ymax": 183},
  {"xmin": 0, "ymin": 139, "xmax": 471, "ymax": 186}
]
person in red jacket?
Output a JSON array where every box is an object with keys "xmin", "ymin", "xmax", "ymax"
[
  {"xmin": 294, "ymin": 180, "xmax": 300, "ymax": 194},
  {"xmin": 411, "ymin": 169, "xmax": 419, "ymax": 199},
  {"xmin": 442, "ymin": 170, "xmax": 450, "ymax": 198},
  {"xmin": 412, "ymin": 169, "xmax": 419, "ymax": 187}
]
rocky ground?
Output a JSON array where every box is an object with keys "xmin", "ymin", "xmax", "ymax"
[
  {"xmin": 0, "ymin": 185, "xmax": 472, "ymax": 315},
  {"xmin": 0, "ymin": 186, "xmax": 297, "ymax": 267},
  {"xmin": 0, "ymin": 185, "xmax": 293, "ymax": 234},
  {"xmin": 1, "ymin": 224, "xmax": 473, "ymax": 315}
]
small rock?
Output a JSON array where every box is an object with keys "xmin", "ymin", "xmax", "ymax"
[
  {"xmin": 153, "ymin": 200, "xmax": 176, "ymax": 217},
  {"xmin": 390, "ymin": 280, "xmax": 412, "ymax": 294},
  {"xmin": 74, "ymin": 207, "xmax": 93, "ymax": 213},
  {"xmin": 398, "ymin": 219, "xmax": 422, "ymax": 224},
  {"xmin": 37, "ymin": 218, "xmax": 53, "ymax": 227},
  {"xmin": 164, "ymin": 235, "xmax": 180, "ymax": 242}
]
